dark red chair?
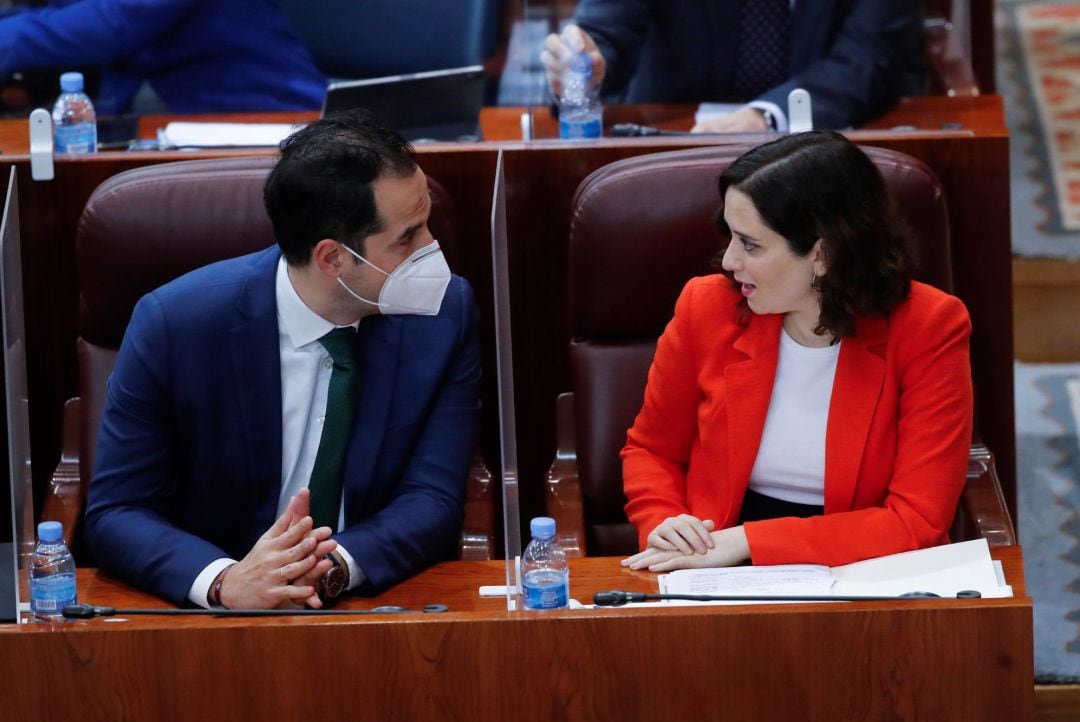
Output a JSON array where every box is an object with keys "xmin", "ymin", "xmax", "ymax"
[
  {"xmin": 43, "ymin": 156, "xmax": 494, "ymax": 560},
  {"xmin": 546, "ymin": 144, "xmax": 1013, "ymax": 557}
]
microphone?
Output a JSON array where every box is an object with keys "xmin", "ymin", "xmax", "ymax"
[
  {"xmin": 592, "ymin": 590, "xmax": 983, "ymax": 606},
  {"xmin": 611, "ymin": 123, "xmax": 691, "ymax": 138},
  {"xmin": 62, "ymin": 603, "xmax": 449, "ymax": 619}
]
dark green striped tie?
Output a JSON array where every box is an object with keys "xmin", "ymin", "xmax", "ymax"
[{"xmin": 308, "ymin": 327, "xmax": 359, "ymax": 529}]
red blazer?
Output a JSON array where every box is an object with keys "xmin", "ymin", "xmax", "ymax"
[{"xmin": 621, "ymin": 276, "xmax": 973, "ymax": 567}]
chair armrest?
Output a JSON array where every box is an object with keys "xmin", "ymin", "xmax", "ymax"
[
  {"xmin": 953, "ymin": 442, "xmax": 1016, "ymax": 546},
  {"xmin": 923, "ymin": 16, "xmax": 980, "ymax": 97},
  {"xmin": 545, "ymin": 392, "xmax": 586, "ymax": 557},
  {"xmin": 458, "ymin": 451, "xmax": 495, "ymax": 561},
  {"xmin": 40, "ymin": 398, "xmax": 84, "ymax": 548}
]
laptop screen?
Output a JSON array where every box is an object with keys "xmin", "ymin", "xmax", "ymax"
[
  {"xmin": 322, "ymin": 65, "xmax": 487, "ymax": 142},
  {"xmin": 0, "ymin": 167, "xmax": 33, "ymax": 623}
]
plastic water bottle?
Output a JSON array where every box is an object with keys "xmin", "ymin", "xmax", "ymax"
[
  {"xmin": 29, "ymin": 521, "xmax": 77, "ymax": 622},
  {"xmin": 521, "ymin": 516, "xmax": 569, "ymax": 610},
  {"xmin": 52, "ymin": 72, "xmax": 98, "ymax": 154},
  {"xmin": 559, "ymin": 51, "xmax": 602, "ymax": 140}
]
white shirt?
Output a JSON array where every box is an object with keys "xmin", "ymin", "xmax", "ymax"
[
  {"xmin": 188, "ymin": 256, "xmax": 363, "ymax": 607},
  {"xmin": 747, "ymin": 327, "xmax": 840, "ymax": 506}
]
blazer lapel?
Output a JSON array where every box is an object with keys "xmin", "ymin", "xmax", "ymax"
[
  {"xmin": 229, "ymin": 250, "xmax": 283, "ymax": 528},
  {"xmin": 724, "ymin": 314, "xmax": 783, "ymax": 522},
  {"xmin": 343, "ymin": 314, "xmax": 403, "ymax": 514},
  {"xmin": 824, "ymin": 313, "xmax": 887, "ymax": 513}
]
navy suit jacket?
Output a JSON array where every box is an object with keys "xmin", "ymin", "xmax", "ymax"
[
  {"xmin": 575, "ymin": 0, "xmax": 926, "ymax": 129},
  {"xmin": 85, "ymin": 247, "xmax": 481, "ymax": 605}
]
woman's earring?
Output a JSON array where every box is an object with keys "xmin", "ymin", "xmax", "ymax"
[{"xmin": 810, "ymin": 273, "xmax": 820, "ymax": 290}]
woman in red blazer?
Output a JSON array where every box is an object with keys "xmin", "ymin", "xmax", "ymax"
[{"xmin": 622, "ymin": 131, "xmax": 972, "ymax": 572}]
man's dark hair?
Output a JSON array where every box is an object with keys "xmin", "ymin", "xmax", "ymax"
[
  {"xmin": 715, "ymin": 130, "xmax": 915, "ymax": 339},
  {"xmin": 264, "ymin": 110, "xmax": 417, "ymax": 265}
]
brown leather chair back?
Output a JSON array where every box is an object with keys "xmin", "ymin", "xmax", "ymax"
[
  {"xmin": 567, "ymin": 144, "xmax": 952, "ymax": 556},
  {"xmin": 75, "ymin": 156, "xmax": 460, "ymax": 484}
]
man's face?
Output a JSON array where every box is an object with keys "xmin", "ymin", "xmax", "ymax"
[{"xmin": 343, "ymin": 167, "xmax": 433, "ymax": 305}]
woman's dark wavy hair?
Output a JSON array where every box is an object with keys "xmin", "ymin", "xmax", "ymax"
[
  {"xmin": 264, "ymin": 109, "xmax": 417, "ymax": 265},
  {"xmin": 715, "ymin": 130, "xmax": 915, "ymax": 339}
]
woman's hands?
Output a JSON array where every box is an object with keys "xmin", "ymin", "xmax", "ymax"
[{"xmin": 623, "ymin": 518, "xmax": 750, "ymax": 572}]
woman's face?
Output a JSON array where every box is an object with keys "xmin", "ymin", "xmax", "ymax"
[{"xmin": 720, "ymin": 187, "xmax": 825, "ymax": 322}]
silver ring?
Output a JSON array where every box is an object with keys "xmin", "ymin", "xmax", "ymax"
[{"xmin": 278, "ymin": 566, "xmax": 288, "ymax": 581}]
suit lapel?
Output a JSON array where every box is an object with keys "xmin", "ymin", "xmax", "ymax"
[
  {"xmin": 343, "ymin": 314, "xmax": 403, "ymax": 514},
  {"xmin": 725, "ymin": 314, "xmax": 783, "ymax": 521},
  {"xmin": 824, "ymin": 313, "xmax": 887, "ymax": 513},
  {"xmin": 229, "ymin": 249, "xmax": 284, "ymax": 528}
]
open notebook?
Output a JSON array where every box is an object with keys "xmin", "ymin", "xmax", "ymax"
[{"xmin": 655, "ymin": 538, "xmax": 1012, "ymax": 604}]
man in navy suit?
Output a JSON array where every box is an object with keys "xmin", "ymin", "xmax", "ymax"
[
  {"xmin": 85, "ymin": 111, "xmax": 481, "ymax": 609},
  {"xmin": 542, "ymin": 0, "xmax": 925, "ymax": 132}
]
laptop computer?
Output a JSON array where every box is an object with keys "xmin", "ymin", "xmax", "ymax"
[{"xmin": 322, "ymin": 65, "xmax": 486, "ymax": 142}]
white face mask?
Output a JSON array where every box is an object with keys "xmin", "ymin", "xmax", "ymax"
[{"xmin": 337, "ymin": 240, "xmax": 451, "ymax": 316}]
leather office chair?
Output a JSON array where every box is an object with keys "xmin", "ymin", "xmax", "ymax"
[
  {"xmin": 42, "ymin": 156, "xmax": 494, "ymax": 561},
  {"xmin": 546, "ymin": 144, "xmax": 1014, "ymax": 557},
  {"xmin": 279, "ymin": 0, "xmax": 501, "ymax": 80}
]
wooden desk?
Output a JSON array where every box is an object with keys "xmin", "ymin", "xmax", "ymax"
[
  {"xmin": 0, "ymin": 96, "xmax": 1016, "ymax": 536},
  {"xmin": 0, "ymin": 547, "xmax": 1034, "ymax": 721}
]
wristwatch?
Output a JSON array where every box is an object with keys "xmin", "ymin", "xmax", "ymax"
[
  {"xmin": 759, "ymin": 108, "xmax": 777, "ymax": 131},
  {"xmin": 316, "ymin": 551, "xmax": 349, "ymax": 606}
]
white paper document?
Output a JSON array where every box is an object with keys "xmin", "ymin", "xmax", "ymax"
[
  {"xmin": 157, "ymin": 122, "xmax": 301, "ymax": 149},
  {"xmin": 656, "ymin": 539, "xmax": 1012, "ymax": 605}
]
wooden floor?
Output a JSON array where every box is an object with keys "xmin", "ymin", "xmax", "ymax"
[
  {"xmin": 1036, "ymin": 685, "xmax": 1080, "ymax": 721},
  {"xmin": 1016, "ymin": 258, "xmax": 1080, "ymax": 719},
  {"xmin": 1014, "ymin": 257, "xmax": 1080, "ymax": 362}
]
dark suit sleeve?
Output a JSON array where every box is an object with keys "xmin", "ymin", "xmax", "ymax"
[
  {"xmin": 84, "ymin": 293, "xmax": 232, "ymax": 605},
  {"xmin": 758, "ymin": 0, "xmax": 926, "ymax": 129},
  {"xmin": 334, "ymin": 279, "xmax": 482, "ymax": 590},
  {"xmin": 0, "ymin": 0, "xmax": 197, "ymax": 76},
  {"xmin": 574, "ymin": 0, "xmax": 653, "ymax": 98}
]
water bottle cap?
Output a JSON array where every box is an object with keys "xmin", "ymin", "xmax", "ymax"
[
  {"xmin": 37, "ymin": 521, "xmax": 63, "ymax": 543},
  {"xmin": 570, "ymin": 51, "xmax": 592, "ymax": 78},
  {"xmin": 530, "ymin": 516, "xmax": 556, "ymax": 539},
  {"xmin": 59, "ymin": 72, "xmax": 84, "ymax": 93}
]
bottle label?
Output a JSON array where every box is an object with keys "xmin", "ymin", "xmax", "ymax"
[
  {"xmin": 523, "ymin": 571, "xmax": 569, "ymax": 610},
  {"xmin": 559, "ymin": 116, "xmax": 602, "ymax": 140},
  {"xmin": 55, "ymin": 123, "xmax": 97, "ymax": 154},
  {"xmin": 30, "ymin": 573, "xmax": 77, "ymax": 614}
]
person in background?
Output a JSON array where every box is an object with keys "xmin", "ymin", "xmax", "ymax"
[
  {"xmin": 0, "ymin": 0, "xmax": 325, "ymax": 115},
  {"xmin": 621, "ymin": 131, "xmax": 972, "ymax": 572},
  {"xmin": 541, "ymin": 0, "xmax": 925, "ymax": 132},
  {"xmin": 85, "ymin": 110, "xmax": 481, "ymax": 608}
]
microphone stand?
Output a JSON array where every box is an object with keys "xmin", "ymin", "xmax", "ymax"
[
  {"xmin": 593, "ymin": 590, "xmax": 982, "ymax": 607},
  {"xmin": 63, "ymin": 603, "xmax": 449, "ymax": 619}
]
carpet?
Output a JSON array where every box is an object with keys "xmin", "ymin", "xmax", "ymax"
[
  {"xmin": 1016, "ymin": 361, "xmax": 1080, "ymax": 682},
  {"xmin": 998, "ymin": 1, "xmax": 1080, "ymax": 258}
]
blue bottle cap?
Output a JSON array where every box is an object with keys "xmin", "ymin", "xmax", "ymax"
[
  {"xmin": 37, "ymin": 521, "xmax": 63, "ymax": 543},
  {"xmin": 570, "ymin": 51, "xmax": 592, "ymax": 78},
  {"xmin": 530, "ymin": 516, "xmax": 556, "ymax": 539},
  {"xmin": 59, "ymin": 72, "xmax": 84, "ymax": 93}
]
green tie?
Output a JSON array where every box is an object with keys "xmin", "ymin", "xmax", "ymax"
[{"xmin": 308, "ymin": 327, "xmax": 359, "ymax": 529}]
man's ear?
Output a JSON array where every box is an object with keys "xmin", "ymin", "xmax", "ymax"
[{"xmin": 312, "ymin": 238, "xmax": 347, "ymax": 278}]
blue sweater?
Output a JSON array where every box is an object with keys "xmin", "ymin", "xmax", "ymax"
[{"xmin": 0, "ymin": 0, "xmax": 326, "ymax": 115}]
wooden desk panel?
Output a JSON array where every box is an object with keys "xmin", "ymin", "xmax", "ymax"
[
  {"xmin": 0, "ymin": 96, "xmax": 1016, "ymax": 538},
  {"xmin": 0, "ymin": 548, "xmax": 1034, "ymax": 721}
]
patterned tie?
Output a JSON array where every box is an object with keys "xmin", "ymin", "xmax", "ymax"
[
  {"xmin": 308, "ymin": 327, "xmax": 359, "ymax": 529},
  {"xmin": 732, "ymin": 0, "xmax": 793, "ymax": 100}
]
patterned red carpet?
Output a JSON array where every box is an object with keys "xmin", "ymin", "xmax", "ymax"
[{"xmin": 999, "ymin": 0, "xmax": 1080, "ymax": 257}]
